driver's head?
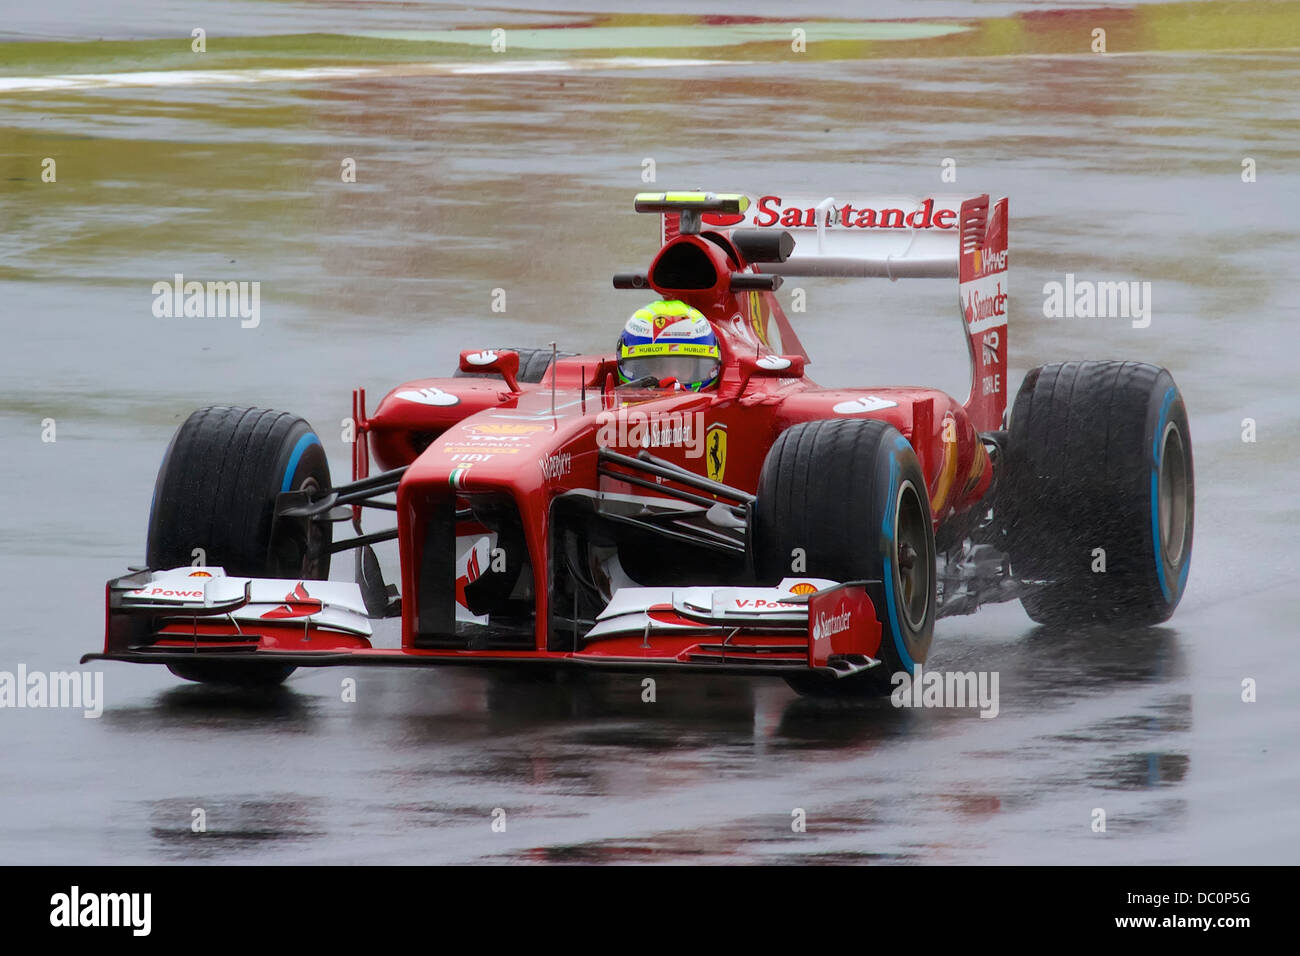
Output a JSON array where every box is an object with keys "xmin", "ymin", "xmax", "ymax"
[{"xmin": 616, "ymin": 300, "xmax": 721, "ymax": 391}]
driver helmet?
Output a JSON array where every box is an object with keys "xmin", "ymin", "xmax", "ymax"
[{"xmin": 616, "ymin": 300, "xmax": 721, "ymax": 391}]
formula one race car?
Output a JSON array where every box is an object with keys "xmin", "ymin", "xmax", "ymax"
[{"xmin": 87, "ymin": 191, "xmax": 1195, "ymax": 696}]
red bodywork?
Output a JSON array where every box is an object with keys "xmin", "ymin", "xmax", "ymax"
[{"xmin": 94, "ymin": 194, "xmax": 1008, "ymax": 678}]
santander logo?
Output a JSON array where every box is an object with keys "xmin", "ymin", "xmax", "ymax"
[
  {"xmin": 753, "ymin": 195, "xmax": 956, "ymax": 230},
  {"xmin": 964, "ymin": 283, "xmax": 1008, "ymax": 325},
  {"xmin": 692, "ymin": 195, "xmax": 960, "ymax": 231},
  {"xmin": 812, "ymin": 605, "xmax": 853, "ymax": 642}
]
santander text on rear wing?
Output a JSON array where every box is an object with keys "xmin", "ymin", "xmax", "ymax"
[{"xmin": 660, "ymin": 193, "xmax": 1004, "ymax": 277}]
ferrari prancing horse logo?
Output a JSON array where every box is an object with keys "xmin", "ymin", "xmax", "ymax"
[{"xmin": 706, "ymin": 424, "xmax": 727, "ymax": 482}]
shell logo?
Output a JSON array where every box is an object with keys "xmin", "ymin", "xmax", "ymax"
[
  {"xmin": 188, "ymin": 570, "xmax": 213, "ymax": 578},
  {"xmin": 788, "ymin": 582, "xmax": 817, "ymax": 595}
]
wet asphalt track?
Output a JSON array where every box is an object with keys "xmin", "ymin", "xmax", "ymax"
[{"xmin": 1, "ymin": 1, "xmax": 1298, "ymax": 864}]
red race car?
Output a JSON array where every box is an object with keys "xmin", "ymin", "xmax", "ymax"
[{"xmin": 87, "ymin": 191, "xmax": 1194, "ymax": 697}]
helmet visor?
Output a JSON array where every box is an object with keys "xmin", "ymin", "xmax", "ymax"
[
  {"xmin": 618, "ymin": 340, "xmax": 722, "ymax": 385},
  {"xmin": 620, "ymin": 353, "xmax": 720, "ymax": 387}
]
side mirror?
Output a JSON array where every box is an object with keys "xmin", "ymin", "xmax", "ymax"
[
  {"xmin": 738, "ymin": 353, "xmax": 805, "ymax": 384},
  {"xmin": 459, "ymin": 349, "xmax": 521, "ymax": 392}
]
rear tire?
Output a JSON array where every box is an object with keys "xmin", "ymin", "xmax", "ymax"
[
  {"xmin": 1003, "ymin": 362, "xmax": 1194, "ymax": 626},
  {"xmin": 147, "ymin": 406, "xmax": 333, "ymax": 687},
  {"xmin": 751, "ymin": 419, "xmax": 936, "ymax": 697}
]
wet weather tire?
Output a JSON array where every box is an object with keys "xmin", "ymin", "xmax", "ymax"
[
  {"xmin": 146, "ymin": 406, "xmax": 333, "ymax": 687},
  {"xmin": 752, "ymin": 419, "xmax": 936, "ymax": 697},
  {"xmin": 1003, "ymin": 362, "xmax": 1194, "ymax": 627}
]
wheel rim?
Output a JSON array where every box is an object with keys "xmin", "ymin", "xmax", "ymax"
[
  {"xmin": 893, "ymin": 479, "xmax": 931, "ymax": 631},
  {"xmin": 1158, "ymin": 422, "xmax": 1190, "ymax": 566}
]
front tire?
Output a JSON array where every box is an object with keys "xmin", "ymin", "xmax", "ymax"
[
  {"xmin": 752, "ymin": 419, "xmax": 936, "ymax": 697},
  {"xmin": 1003, "ymin": 362, "xmax": 1194, "ymax": 626},
  {"xmin": 147, "ymin": 406, "xmax": 333, "ymax": 687}
]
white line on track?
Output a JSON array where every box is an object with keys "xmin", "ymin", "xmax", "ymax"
[
  {"xmin": 0, "ymin": 57, "xmax": 738, "ymax": 94},
  {"xmin": 3, "ymin": 45, "xmax": 1293, "ymax": 95}
]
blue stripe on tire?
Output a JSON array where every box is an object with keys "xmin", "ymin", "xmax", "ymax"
[
  {"xmin": 881, "ymin": 437, "xmax": 915, "ymax": 674},
  {"xmin": 282, "ymin": 432, "xmax": 321, "ymax": 493},
  {"xmin": 1150, "ymin": 387, "xmax": 1178, "ymax": 603}
]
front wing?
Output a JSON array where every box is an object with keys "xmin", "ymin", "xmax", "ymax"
[{"xmin": 86, "ymin": 569, "xmax": 887, "ymax": 678}]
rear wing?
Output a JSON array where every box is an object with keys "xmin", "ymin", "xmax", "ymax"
[
  {"xmin": 663, "ymin": 194, "xmax": 967, "ymax": 278},
  {"xmin": 659, "ymin": 192, "xmax": 1010, "ymax": 431}
]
